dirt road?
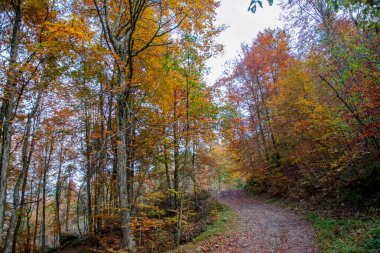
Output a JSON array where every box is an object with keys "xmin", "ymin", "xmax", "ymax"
[{"xmin": 201, "ymin": 190, "xmax": 316, "ymax": 253}]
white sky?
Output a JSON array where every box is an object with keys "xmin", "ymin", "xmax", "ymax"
[{"xmin": 206, "ymin": 0, "xmax": 283, "ymax": 85}]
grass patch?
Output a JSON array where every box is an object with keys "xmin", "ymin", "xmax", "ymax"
[
  {"xmin": 168, "ymin": 204, "xmax": 239, "ymax": 253},
  {"xmin": 262, "ymin": 197, "xmax": 380, "ymax": 253},
  {"xmin": 307, "ymin": 213, "xmax": 380, "ymax": 253},
  {"xmin": 193, "ymin": 205, "xmax": 238, "ymax": 242}
]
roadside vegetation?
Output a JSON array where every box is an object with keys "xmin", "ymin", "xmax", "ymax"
[
  {"xmin": 170, "ymin": 204, "xmax": 239, "ymax": 253},
  {"xmin": 259, "ymin": 195, "xmax": 380, "ymax": 253},
  {"xmin": 307, "ymin": 213, "xmax": 380, "ymax": 253}
]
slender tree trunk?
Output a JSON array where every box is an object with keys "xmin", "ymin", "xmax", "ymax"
[
  {"xmin": 96, "ymin": 83, "xmax": 106, "ymax": 234},
  {"xmin": 3, "ymin": 168, "xmax": 24, "ymax": 253},
  {"xmin": 106, "ymin": 86, "xmax": 115, "ymax": 231},
  {"xmin": 76, "ymin": 183, "xmax": 84, "ymax": 237},
  {"xmin": 191, "ymin": 142, "xmax": 199, "ymax": 209},
  {"xmin": 126, "ymin": 117, "xmax": 131, "ymax": 207},
  {"xmin": 41, "ymin": 140, "xmax": 54, "ymax": 253},
  {"xmin": 176, "ymin": 74, "xmax": 190, "ymax": 245},
  {"xmin": 33, "ymin": 178, "xmax": 42, "ymax": 253},
  {"xmin": 0, "ymin": 1, "xmax": 23, "ymax": 246},
  {"xmin": 26, "ymin": 206, "xmax": 32, "ymax": 253},
  {"xmin": 4, "ymin": 91, "xmax": 41, "ymax": 253},
  {"xmin": 126, "ymin": 124, "xmax": 135, "ymax": 205},
  {"xmin": 65, "ymin": 180, "xmax": 71, "ymax": 233},
  {"xmin": 247, "ymin": 78, "xmax": 268, "ymax": 161},
  {"xmin": 96, "ymin": 178, "xmax": 102, "ymax": 234},
  {"xmin": 252, "ymin": 98, "xmax": 269, "ymax": 160},
  {"xmin": 25, "ymin": 180, "xmax": 34, "ymax": 253},
  {"xmin": 41, "ymin": 160, "xmax": 47, "ymax": 253},
  {"xmin": 163, "ymin": 143, "xmax": 173, "ymax": 207},
  {"xmin": 8, "ymin": 86, "xmax": 40, "ymax": 253},
  {"xmin": 173, "ymin": 89, "xmax": 179, "ymax": 208},
  {"xmin": 55, "ymin": 143, "xmax": 64, "ymax": 248},
  {"xmin": 12, "ymin": 129, "xmax": 36, "ymax": 253},
  {"xmin": 84, "ymin": 101, "xmax": 93, "ymax": 234}
]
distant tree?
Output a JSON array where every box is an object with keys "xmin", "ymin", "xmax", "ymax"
[{"xmin": 248, "ymin": 0, "xmax": 379, "ymax": 30}]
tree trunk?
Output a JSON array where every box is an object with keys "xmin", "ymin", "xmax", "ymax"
[
  {"xmin": 41, "ymin": 140, "xmax": 54, "ymax": 253},
  {"xmin": 76, "ymin": 183, "xmax": 84, "ymax": 237},
  {"xmin": 65, "ymin": 179, "xmax": 71, "ymax": 233},
  {"xmin": 96, "ymin": 83, "xmax": 106, "ymax": 234},
  {"xmin": 0, "ymin": 1, "xmax": 22, "ymax": 246},
  {"xmin": 84, "ymin": 102, "xmax": 93, "ymax": 234},
  {"xmin": 33, "ymin": 177, "xmax": 42, "ymax": 253},
  {"xmin": 55, "ymin": 143, "xmax": 64, "ymax": 248},
  {"xmin": 12, "ymin": 130, "xmax": 36, "ymax": 253},
  {"xmin": 24, "ymin": 179, "xmax": 34, "ymax": 253},
  {"xmin": 116, "ymin": 70, "xmax": 135, "ymax": 252},
  {"xmin": 126, "ymin": 124, "xmax": 135, "ymax": 205},
  {"xmin": 25, "ymin": 202, "xmax": 32, "ymax": 253},
  {"xmin": 252, "ymin": 92, "xmax": 269, "ymax": 161},
  {"xmin": 176, "ymin": 74, "xmax": 190, "ymax": 245},
  {"xmin": 163, "ymin": 143, "xmax": 173, "ymax": 207},
  {"xmin": 4, "ymin": 88, "xmax": 41, "ymax": 253},
  {"xmin": 173, "ymin": 89, "xmax": 179, "ymax": 208},
  {"xmin": 191, "ymin": 142, "xmax": 199, "ymax": 210}
]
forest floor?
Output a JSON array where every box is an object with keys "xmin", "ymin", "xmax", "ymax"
[{"xmin": 173, "ymin": 190, "xmax": 316, "ymax": 253}]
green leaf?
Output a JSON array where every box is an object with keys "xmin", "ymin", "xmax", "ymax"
[
  {"xmin": 333, "ymin": 1, "xmax": 340, "ymax": 12},
  {"xmin": 248, "ymin": 1, "xmax": 257, "ymax": 13}
]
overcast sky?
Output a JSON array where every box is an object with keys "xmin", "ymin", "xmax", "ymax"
[{"xmin": 205, "ymin": 0, "xmax": 283, "ymax": 85}]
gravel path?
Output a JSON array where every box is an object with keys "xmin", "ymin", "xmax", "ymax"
[{"xmin": 204, "ymin": 190, "xmax": 316, "ymax": 253}]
